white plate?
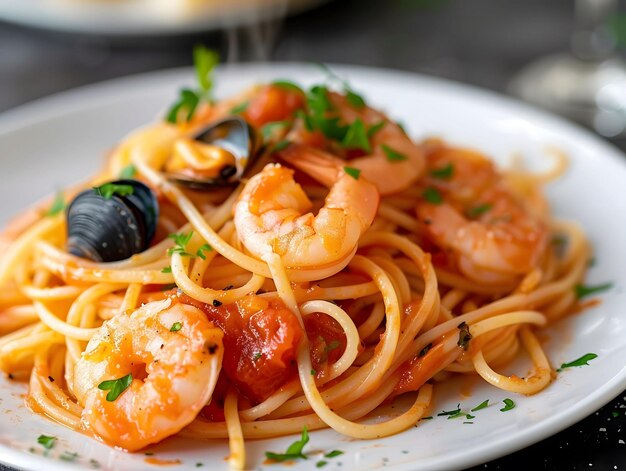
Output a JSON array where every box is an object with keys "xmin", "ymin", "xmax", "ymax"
[
  {"xmin": 0, "ymin": 0, "xmax": 328, "ymax": 36},
  {"xmin": 0, "ymin": 64, "xmax": 625, "ymax": 471}
]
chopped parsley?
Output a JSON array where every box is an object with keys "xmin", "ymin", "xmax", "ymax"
[
  {"xmin": 465, "ymin": 413, "xmax": 475, "ymax": 419},
  {"xmin": 167, "ymin": 231, "xmax": 195, "ymax": 257},
  {"xmin": 119, "ymin": 164, "xmax": 136, "ymax": 179},
  {"xmin": 45, "ymin": 191, "xmax": 65, "ymax": 217},
  {"xmin": 253, "ymin": 352, "xmax": 262, "ymax": 361},
  {"xmin": 316, "ymin": 461, "xmax": 328, "ymax": 468},
  {"xmin": 94, "ymin": 183, "xmax": 134, "ymax": 200},
  {"xmin": 170, "ymin": 322, "xmax": 182, "ymax": 332},
  {"xmin": 430, "ymin": 163, "xmax": 454, "ymax": 180},
  {"xmin": 230, "ymin": 101, "xmax": 249, "ymax": 114},
  {"xmin": 265, "ymin": 427, "xmax": 309, "ymax": 462},
  {"xmin": 500, "ymin": 398, "xmax": 515, "ymax": 412},
  {"xmin": 556, "ymin": 353, "xmax": 598, "ymax": 372},
  {"xmin": 272, "ymin": 80, "xmax": 304, "ymax": 94},
  {"xmin": 612, "ymin": 411, "xmax": 620, "ymax": 418},
  {"xmin": 574, "ymin": 282, "xmax": 613, "ymax": 300},
  {"xmin": 437, "ymin": 404, "xmax": 461, "ymax": 417},
  {"xmin": 196, "ymin": 243, "xmax": 213, "ymax": 260},
  {"xmin": 166, "ymin": 45, "xmax": 218, "ymax": 123},
  {"xmin": 261, "ymin": 120, "xmax": 292, "ymax": 141},
  {"xmin": 467, "ymin": 203, "xmax": 493, "ymax": 219},
  {"xmin": 60, "ymin": 451, "xmax": 79, "ymax": 462},
  {"xmin": 343, "ymin": 166, "xmax": 361, "ymax": 180},
  {"xmin": 422, "ymin": 187, "xmax": 443, "ymax": 204},
  {"xmin": 382, "ymin": 144, "xmax": 408, "ymax": 162},
  {"xmin": 420, "ymin": 416, "xmax": 433, "ymax": 420},
  {"xmin": 325, "ymin": 340, "xmax": 341, "ymax": 352},
  {"xmin": 316, "ymin": 63, "xmax": 366, "ymax": 109},
  {"xmin": 457, "ymin": 322, "xmax": 472, "ymax": 350},
  {"xmin": 98, "ymin": 373, "xmax": 133, "ymax": 401},
  {"xmin": 270, "ymin": 140, "xmax": 292, "ymax": 153},
  {"xmin": 325, "ymin": 450, "xmax": 344, "ymax": 458},
  {"xmin": 161, "ymin": 266, "xmax": 172, "ymax": 274},
  {"xmin": 311, "ymin": 369, "xmax": 317, "ymax": 376},
  {"xmin": 366, "ymin": 121, "xmax": 385, "ymax": 139},
  {"xmin": 341, "ymin": 118, "xmax": 371, "ymax": 152},
  {"xmin": 346, "ymin": 89, "xmax": 366, "ymax": 108},
  {"xmin": 471, "ymin": 399, "xmax": 489, "ymax": 412},
  {"xmin": 37, "ymin": 435, "xmax": 56, "ymax": 450}
]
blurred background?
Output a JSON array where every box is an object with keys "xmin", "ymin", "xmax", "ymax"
[{"xmin": 0, "ymin": 0, "xmax": 625, "ymax": 469}]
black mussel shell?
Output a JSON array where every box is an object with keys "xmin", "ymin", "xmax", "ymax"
[
  {"xmin": 66, "ymin": 179, "xmax": 159, "ymax": 262},
  {"xmin": 167, "ymin": 116, "xmax": 258, "ymax": 190}
]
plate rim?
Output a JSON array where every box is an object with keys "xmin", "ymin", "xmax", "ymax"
[{"xmin": 0, "ymin": 62, "xmax": 625, "ymax": 471}]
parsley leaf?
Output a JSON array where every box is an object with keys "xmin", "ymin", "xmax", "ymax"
[
  {"xmin": 265, "ymin": 427, "xmax": 309, "ymax": 462},
  {"xmin": 437, "ymin": 404, "xmax": 461, "ymax": 416},
  {"xmin": 457, "ymin": 322, "xmax": 472, "ymax": 350},
  {"xmin": 471, "ymin": 399, "xmax": 489, "ymax": 411},
  {"xmin": 196, "ymin": 243, "xmax": 213, "ymax": 260},
  {"xmin": 270, "ymin": 140, "xmax": 292, "ymax": 153},
  {"xmin": 341, "ymin": 118, "xmax": 371, "ymax": 152},
  {"xmin": 166, "ymin": 88, "xmax": 201, "ymax": 124},
  {"xmin": 346, "ymin": 89, "xmax": 366, "ymax": 108},
  {"xmin": 94, "ymin": 183, "xmax": 134, "ymax": 200},
  {"xmin": 422, "ymin": 187, "xmax": 443, "ymax": 204},
  {"xmin": 467, "ymin": 203, "xmax": 493, "ymax": 219},
  {"xmin": 230, "ymin": 101, "xmax": 249, "ymax": 114},
  {"xmin": 45, "ymin": 191, "xmax": 65, "ymax": 217},
  {"xmin": 316, "ymin": 461, "xmax": 328, "ymax": 468},
  {"xmin": 98, "ymin": 373, "xmax": 133, "ymax": 402},
  {"xmin": 430, "ymin": 163, "xmax": 454, "ymax": 179},
  {"xmin": 119, "ymin": 164, "xmax": 136, "ymax": 179},
  {"xmin": 574, "ymin": 282, "xmax": 613, "ymax": 299},
  {"xmin": 272, "ymin": 80, "xmax": 304, "ymax": 94},
  {"xmin": 161, "ymin": 266, "xmax": 172, "ymax": 274},
  {"xmin": 382, "ymin": 144, "xmax": 408, "ymax": 162},
  {"xmin": 37, "ymin": 435, "xmax": 56, "ymax": 450},
  {"xmin": 324, "ymin": 450, "xmax": 344, "ymax": 458},
  {"xmin": 167, "ymin": 231, "xmax": 195, "ymax": 258},
  {"xmin": 500, "ymin": 398, "xmax": 515, "ymax": 412},
  {"xmin": 367, "ymin": 121, "xmax": 386, "ymax": 137},
  {"xmin": 556, "ymin": 353, "xmax": 598, "ymax": 372},
  {"xmin": 193, "ymin": 45, "xmax": 219, "ymax": 97},
  {"xmin": 261, "ymin": 120, "xmax": 292, "ymax": 141},
  {"xmin": 170, "ymin": 322, "xmax": 182, "ymax": 332},
  {"xmin": 343, "ymin": 166, "xmax": 361, "ymax": 180}
]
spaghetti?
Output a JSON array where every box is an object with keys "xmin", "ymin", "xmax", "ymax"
[{"xmin": 0, "ymin": 72, "xmax": 590, "ymax": 470}]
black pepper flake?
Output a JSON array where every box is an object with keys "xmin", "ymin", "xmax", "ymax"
[
  {"xmin": 223, "ymin": 285, "xmax": 234, "ymax": 291},
  {"xmin": 213, "ymin": 300, "xmax": 222, "ymax": 307},
  {"xmin": 418, "ymin": 343, "xmax": 432, "ymax": 358},
  {"xmin": 8, "ymin": 373, "xmax": 14, "ymax": 380},
  {"xmin": 207, "ymin": 343, "xmax": 218, "ymax": 354},
  {"xmin": 457, "ymin": 322, "xmax": 472, "ymax": 350},
  {"xmin": 48, "ymin": 376, "xmax": 55, "ymax": 382}
]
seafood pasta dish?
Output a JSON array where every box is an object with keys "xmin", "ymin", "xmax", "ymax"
[{"xmin": 0, "ymin": 52, "xmax": 593, "ymax": 469}]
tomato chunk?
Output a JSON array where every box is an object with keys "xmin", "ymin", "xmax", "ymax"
[
  {"xmin": 201, "ymin": 295, "xmax": 303, "ymax": 404},
  {"xmin": 243, "ymin": 85, "xmax": 305, "ymax": 127},
  {"xmin": 303, "ymin": 312, "xmax": 346, "ymax": 378}
]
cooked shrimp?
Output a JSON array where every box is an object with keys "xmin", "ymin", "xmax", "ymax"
[
  {"xmin": 233, "ymin": 162, "xmax": 379, "ymax": 268},
  {"xmin": 73, "ymin": 298, "xmax": 223, "ymax": 451},
  {"xmin": 416, "ymin": 143, "xmax": 549, "ymax": 285}
]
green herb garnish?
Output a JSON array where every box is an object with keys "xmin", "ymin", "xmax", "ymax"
[
  {"xmin": 119, "ymin": 164, "xmax": 136, "ymax": 179},
  {"xmin": 471, "ymin": 399, "xmax": 489, "ymax": 412},
  {"xmin": 316, "ymin": 461, "xmax": 328, "ymax": 468},
  {"xmin": 574, "ymin": 283, "xmax": 612, "ymax": 300},
  {"xmin": 343, "ymin": 166, "xmax": 361, "ymax": 180},
  {"xmin": 430, "ymin": 163, "xmax": 454, "ymax": 180},
  {"xmin": 196, "ymin": 243, "xmax": 213, "ymax": 260},
  {"xmin": 325, "ymin": 450, "xmax": 344, "ymax": 458},
  {"xmin": 270, "ymin": 140, "xmax": 292, "ymax": 153},
  {"xmin": 167, "ymin": 231, "xmax": 195, "ymax": 257},
  {"xmin": 265, "ymin": 427, "xmax": 309, "ymax": 462},
  {"xmin": 342, "ymin": 118, "xmax": 371, "ymax": 152},
  {"xmin": 556, "ymin": 353, "xmax": 598, "ymax": 372},
  {"xmin": 422, "ymin": 187, "xmax": 443, "ymax": 204},
  {"xmin": 98, "ymin": 373, "xmax": 133, "ymax": 401},
  {"xmin": 437, "ymin": 405, "xmax": 461, "ymax": 416},
  {"xmin": 166, "ymin": 88, "xmax": 201, "ymax": 124},
  {"xmin": 272, "ymin": 80, "xmax": 304, "ymax": 94},
  {"xmin": 45, "ymin": 191, "xmax": 65, "ymax": 217},
  {"xmin": 261, "ymin": 121, "xmax": 292, "ymax": 141},
  {"xmin": 457, "ymin": 322, "xmax": 472, "ymax": 350},
  {"xmin": 37, "ymin": 435, "xmax": 56, "ymax": 450},
  {"xmin": 94, "ymin": 183, "xmax": 134, "ymax": 200},
  {"xmin": 253, "ymin": 352, "xmax": 262, "ymax": 361},
  {"xmin": 161, "ymin": 266, "xmax": 172, "ymax": 274},
  {"xmin": 382, "ymin": 144, "xmax": 408, "ymax": 162},
  {"xmin": 467, "ymin": 203, "xmax": 492, "ymax": 219},
  {"xmin": 60, "ymin": 452, "xmax": 79, "ymax": 462},
  {"xmin": 346, "ymin": 89, "xmax": 366, "ymax": 108},
  {"xmin": 311, "ymin": 369, "xmax": 317, "ymax": 376},
  {"xmin": 170, "ymin": 322, "xmax": 182, "ymax": 332},
  {"xmin": 500, "ymin": 398, "xmax": 515, "ymax": 412},
  {"xmin": 230, "ymin": 101, "xmax": 249, "ymax": 114},
  {"xmin": 367, "ymin": 121, "xmax": 386, "ymax": 137}
]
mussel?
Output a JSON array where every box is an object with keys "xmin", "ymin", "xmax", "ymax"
[
  {"xmin": 165, "ymin": 116, "xmax": 259, "ymax": 190},
  {"xmin": 66, "ymin": 179, "xmax": 159, "ymax": 263}
]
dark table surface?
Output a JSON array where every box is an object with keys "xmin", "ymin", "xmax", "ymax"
[{"xmin": 0, "ymin": 0, "xmax": 625, "ymax": 469}]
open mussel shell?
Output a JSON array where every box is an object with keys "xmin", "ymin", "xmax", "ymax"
[
  {"xmin": 166, "ymin": 116, "xmax": 259, "ymax": 190},
  {"xmin": 66, "ymin": 179, "xmax": 159, "ymax": 263}
]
